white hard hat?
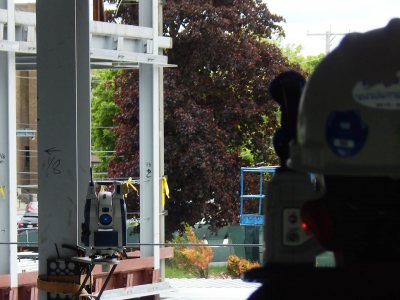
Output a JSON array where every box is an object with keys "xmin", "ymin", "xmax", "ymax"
[{"xmin": 289, "ymin": 19, "xmax": 400, "ymax": 176}]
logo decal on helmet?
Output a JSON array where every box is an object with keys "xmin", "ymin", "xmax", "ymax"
[
  {"xmin": 325, "ymin": 111, "xmax": 368, "ymax": 157},
  {"xmin": 352, "ymin": 72, "xmax": 400, "ymax": 110}
]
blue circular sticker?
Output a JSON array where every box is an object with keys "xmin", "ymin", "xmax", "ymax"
[{"xmin": 325, "ymin": 111, "xmax": 368, "ymax": 157}]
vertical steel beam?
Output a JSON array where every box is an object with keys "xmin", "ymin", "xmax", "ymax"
[
  {"xmin": 0, "ymin": 0, "xmax": 18, "ymax": 289},
  {"xmin": 37, "ymin": 0, "xmax": 90, "ymax": 299},
  {"xmin": 76, "ymin": 0, "xmax": 91, "ymax": 245},
  {"xmin": 138, "ymin": 0, "xmax": 162, "ymax": 271},
  {"xmin": 158, "ymin": 0, "xmax": 166, "ymax": 281},
  {"xmin": 0, "ymin": 1, "xmax": 6, "ymax": 275},
  {"xmin": 151, "ymin": 0, "xmax": 161, "ymax": 268},
  {"xmin": 0, "ymin": 20, "xmax": 7, "ymax": 278},
  {"xmin": 7, "ymin": 0, "xmax": 17, "ymax": 288}
]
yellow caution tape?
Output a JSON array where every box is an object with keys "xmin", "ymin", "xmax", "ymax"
[
  {"xmin": 161, "ymin": 176, "xmax": 170, "ymax": 207},
  {"xmin": 0, "ymin": 186, "xmax": 5, "ymax": 199},
  {"xmin": 123, "ymin": 177, "xmax": 139, "ymax": 198}
]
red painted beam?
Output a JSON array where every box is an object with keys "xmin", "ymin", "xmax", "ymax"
[{"xmin": 0, "ymin": 248, "xmax": 174, "ymax": 299}]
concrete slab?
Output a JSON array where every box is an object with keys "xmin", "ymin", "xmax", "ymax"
[
  {"xmin": 16, "ymin": 259, "xmax": 261, "ymax": 300},
  {"xmin": 160, "ymin": 278, "xmax": 261, "ymax": 300}
]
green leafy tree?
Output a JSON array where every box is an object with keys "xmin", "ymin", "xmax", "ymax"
[
  {"xmin": 281, "ymin": 44, "xmax": 324, "ymax": 75},
  {"xmin": 91, "ymin": 70, "xmax": 121, "ymax": 176},
  {"xmin": 107, "ymin": 0, "xmax": 302, "ymax": 237}
]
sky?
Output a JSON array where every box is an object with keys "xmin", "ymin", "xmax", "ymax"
[
  {"xmin": 264, "ymin": 0, "xmax": 400, "ymax": 56},
  {"xmin": 14, "ymin": 0, "xmax": 399, "ymax": 56}
]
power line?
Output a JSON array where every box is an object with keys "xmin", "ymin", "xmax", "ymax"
[{"xmin": 307, "ymin": 28, "xmax": 348, "ymax": 54}]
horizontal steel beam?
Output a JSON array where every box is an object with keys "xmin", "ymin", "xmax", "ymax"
[
  {"xmin": 0, "ymin": 9, "xmax": 35, "ymax": 26},
  {"xmin": 90, "ymin": 48, "xmax": 171, "ymax": 65},
  {"xmin": 91, "ymin": 20, "xmax": 153, "ymax": 39},
  {"xmin": 0, "ymin": 9, "xmax": 174, "ymax": 69},
  {"xmin": 0, "ymin": 40, "xmax": 35, "ymax": 53},
  {"xmin": 0, "ymin": 9, "xmax": 172, "ymax": 49}
]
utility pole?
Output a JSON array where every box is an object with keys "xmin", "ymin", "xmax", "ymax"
[{"xmin": 307, "ymin": 28, "xmax": 347, "ymax": 54}]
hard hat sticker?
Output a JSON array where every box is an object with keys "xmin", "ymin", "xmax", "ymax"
[
  {"xmin": 325, "ymin": 111, "xmax": 368, "ymax": 157},
  {"xmin": 352, "ymin": 73, "xmax": 400, "ymax": 110}
]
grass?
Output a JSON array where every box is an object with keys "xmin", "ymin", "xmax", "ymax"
[
  {"xmin": 165, "ymin": 263, "xmax": 228, "ymax": 278},
  {"xmin": 209, "ymin": 265, "xmax": 228, "ymax": 277},
  {"xmin": 165, "ymin": 265, "xmax": 196, "ymax": 278}
]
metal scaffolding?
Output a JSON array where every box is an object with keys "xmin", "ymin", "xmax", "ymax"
[{"xmin": 0, "ymin": 0, "xmax": 171, "ymax": 298}]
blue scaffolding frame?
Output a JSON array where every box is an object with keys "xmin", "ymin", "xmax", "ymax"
[{"xmin": 239, "ymin": 166, "xmax": 277, "ymax": 226}]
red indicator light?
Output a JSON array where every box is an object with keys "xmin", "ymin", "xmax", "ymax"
[
  {"xmin": 301, "ymin": 200, "xmax": 336, "ymax": 249},
  {"xmin": 301, "ymin": 222, "xmax": 311, "ymax": 236}
]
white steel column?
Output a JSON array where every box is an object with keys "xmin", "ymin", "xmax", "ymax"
[
  {"xmin": 7, "ymin": 0, "xmax": 17, "ymax": 288},
  {"xmin": 0, "ymin": 49, "xmax": 8, "ymax": 274},
  {"xmin": 151, "ymin": 0, "xmax": 161, "ymax": 272},
  {"xmin": 139, "ymin": 0, "xmax": 162, "ymax": 272},
  {"xmin": 158, "ymin": 0, "xmax": 166, "ymax": 281},
  {"xmin": 0, "ymin": 0, "xmax": 18, "ymax": 289},
  {"xmin": 37, "ymin": 1, "xmax": 90, "ymax": 299}
]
